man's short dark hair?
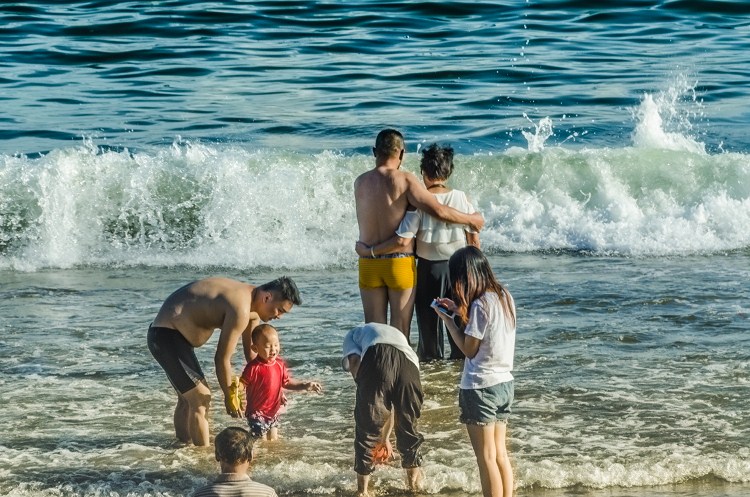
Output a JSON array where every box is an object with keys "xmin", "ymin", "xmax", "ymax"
[
  {"xmin": 215, "ymin": 427, "xmax": 253, "ymax": 464},
  {"xmin": 420, "ymin": 143, "xmax": 454, "ymax": 181},
  {"xmin": 374, "ymin": 129, "xmax": 405, "ymax": 158},
  {"xmin": 258, "ymin": 276, "xmax": 302, "ymax": 305}
]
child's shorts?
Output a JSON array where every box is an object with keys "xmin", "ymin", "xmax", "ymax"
[
  {"xmin": 247, "ymin": 414, "xmax": 280, "ymax": 438},
  {"xmin": 459, "ymin": 380, "xmax": 514, "ymax": 425}
]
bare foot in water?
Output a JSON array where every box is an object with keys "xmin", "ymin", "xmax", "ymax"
[{"xmin": 406, "ymin": 467, "xmax": 424, "ymax": 493}]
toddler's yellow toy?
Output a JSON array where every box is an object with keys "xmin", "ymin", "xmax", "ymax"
[{"xmin": 228, "ymin": 376, "xmax": 243, "ymax": 413}]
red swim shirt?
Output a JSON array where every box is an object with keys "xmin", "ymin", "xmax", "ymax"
[{"xmin": 240, "ymin": 357, "xmax": 290, "ymax": 421}]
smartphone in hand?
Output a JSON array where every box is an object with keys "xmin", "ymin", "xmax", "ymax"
[{"xmin": 430, "ymin": 299, "xmax": 456, "ymax": 319}]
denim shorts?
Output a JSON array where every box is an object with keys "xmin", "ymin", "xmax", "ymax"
[{"xmin": 459, "ymin": 380, "xmax": 514, "ymax": 425}]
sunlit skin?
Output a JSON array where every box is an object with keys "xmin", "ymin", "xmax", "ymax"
[
  {"xmin": 151, "ymin": 277, "xmax": 298, "ymax": 447},
  {"xmin": 252, "ymin": 327, "xmax": 282, "ymax": 364},
  {"xmin": 354, "ymin": 130, "xmax": 484, "ymax": 340}
]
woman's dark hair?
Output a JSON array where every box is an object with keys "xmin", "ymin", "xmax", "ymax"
[
  {"xmin": 448, "ymin": 246, "xmax": 515, "ymax": 327},
  {"xmin": 420, "ymin": 143, "xmax": 454, "ymax": 181}
]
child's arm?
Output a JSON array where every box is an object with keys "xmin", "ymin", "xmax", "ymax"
[
  {"xmin": 285, "ymin": 378, "xmax": 323, "ymax": 393},
  {"xmin": 434, "ymin": 297, "xmax": 482, "ymax": 358},
  {"xmin": 371, "ymin": 411, "xmax": 394, "ymax": 464}
]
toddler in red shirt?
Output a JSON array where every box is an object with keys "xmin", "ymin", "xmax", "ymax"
[{"xmin": 240, "ymin": 324, "xmax": 322, "ymax": 440}]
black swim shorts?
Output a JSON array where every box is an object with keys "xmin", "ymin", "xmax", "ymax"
[{"xmin": 147, "ymin": 325, "xmax": 206, "ymax": 394}]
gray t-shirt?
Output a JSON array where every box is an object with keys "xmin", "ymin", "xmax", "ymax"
[{"xmin": 192, "ymin": 473, "xmax": 277, "ymax": 497}]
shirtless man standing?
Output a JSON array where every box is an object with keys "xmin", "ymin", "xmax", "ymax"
[
  {"xmin": 354, "ymin": 129, "xmax": 483, "ymax": 339},
  {"xmin": 147, "ymin": 276, "xmax": 301, "ymax": 447}
]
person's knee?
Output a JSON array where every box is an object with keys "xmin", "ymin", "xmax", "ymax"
[
  {"xmin": 196, "ymin": 391, "xmax": 212, "ymax": 409},
  {"xmin": 186, "ymin": 389, "xmax": 212, "ymax": 412},
  {"xmin": 496, "ymin": 446, "xmax": 510, "ymax": 465}
]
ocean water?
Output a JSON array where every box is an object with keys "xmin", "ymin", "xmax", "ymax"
[{"xmin": 1, "ymin": 1, "xmax": 750, "ymax": 497}]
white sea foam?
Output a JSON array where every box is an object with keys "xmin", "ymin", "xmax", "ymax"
[
  {"xmin": 633, "ymin": 94, "xmax": 706, "ymax": 154},
  {"xmin": 632, "ymin": 77, "xmax": 707, "ymax": 154},
  {"xmin": 1, "ymin": 80, "xmax": 748, "ymax": 270},
  {"xmin": 1, "ymin": 135, "xmax": 748, "ymax": 271},
  {"xmin": 2, "ymin": 442, "xmax": 749, "ymax": 496}
]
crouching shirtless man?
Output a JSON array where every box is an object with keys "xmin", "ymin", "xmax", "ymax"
[{"xmin": 147, "ymin": 276, "xmax": 301, "ymax": 446}]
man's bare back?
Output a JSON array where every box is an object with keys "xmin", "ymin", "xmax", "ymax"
[
  {"xmin": 355, "ymin": 167, "xmax": 416, "ymax": 251},
  {"xmin": 355, "ymin": 131, "xmax": 484, "ymax": 251},
  {"xmin": 153, "ymin": 277, "xmax": 257, "ymax": 348}
]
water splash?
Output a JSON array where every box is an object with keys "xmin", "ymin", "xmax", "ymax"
[
  {"xmin": 632, "ymin": 79, "xmax": 706, "ymax": 154},
  {"xmin": 521, "ymin": 115, "xmax": 554, "ymax": 152},
  {"xmin": 1, "ymin": 135, "xmax": 749, "ymax": 270}
]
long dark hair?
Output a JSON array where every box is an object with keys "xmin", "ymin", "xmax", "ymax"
[{"xmin": 448, "ymin": 246, "xmax": 516, "ymax": 327}]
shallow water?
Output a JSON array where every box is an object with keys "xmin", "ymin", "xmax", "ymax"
[{"xmin": 1, "ymin": 253, "xmax": 748, "ymax": 496}]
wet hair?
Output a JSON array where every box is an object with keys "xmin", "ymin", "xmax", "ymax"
[
  {"xmin": 420, "ymin": 143, "xmax": 454, "ymax": 181},
  {"xmin": 251, "ymin": 323, "xmax": 277, "ymax": 344},
  {"xmin": 214, "ymin": 427, "xmax": 253, "ymax": 464},
  {"xmin": 374, "ymin": 129, "xmax": 405, "ymax": 158},
  {"xmin": 258, "ymin": 276, "xmax": 302, "ymax": 305},
  {"xmin": 448, "ymin": 246, "xmax": 516, "ymax": 328}
]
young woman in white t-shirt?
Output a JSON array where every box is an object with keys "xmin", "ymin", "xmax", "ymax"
[{"xmin": 434, "ymin": 246, "xmax": 517, "ymax": 497}]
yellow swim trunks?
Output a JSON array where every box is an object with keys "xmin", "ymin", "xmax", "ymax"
[{"xmin": 359, "ymin": 254, "xmax": 416, "ymax": 291}]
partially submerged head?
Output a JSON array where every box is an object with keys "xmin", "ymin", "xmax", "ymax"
[
  {"xmin": 373, "ymin": 129, "xmax": 405, "ymax": 162},
  {"xmin": 251, "ymin": 324, "xmax": 280, "ymax": 363},
  {"xmin": 255, "ymin": 276, "xmax": 301, "ymax": 321},
  {"xmin": 420, "ymin": 143, "xmax": 454, "ymax": 181},
  {"xmin": 215, "ymin": 426, "xmax": 254, "ymax": 467}
]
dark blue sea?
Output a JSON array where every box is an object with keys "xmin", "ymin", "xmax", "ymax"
[{"xmin": 1, "ymin": 2, "xmax": 749, "ymax": 497}]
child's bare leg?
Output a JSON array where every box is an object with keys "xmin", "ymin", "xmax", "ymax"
[
  {"xmin": 495, "ymin": 422, "xmax": 513, "ymax": 497},
  {"xmin": 267, "ymin": 426, "xmax": 279, "ymax": 441},
  {"xmin": 406, "ymin": 467, "xmax": 424, "ymax": 493},
  {"xmin": 356, "ymin": 473, "xmax": 370, "ymax": 497},
  {"xmin": 467, "ymin": 423, "xmax": 504, "ymax": 497}
]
